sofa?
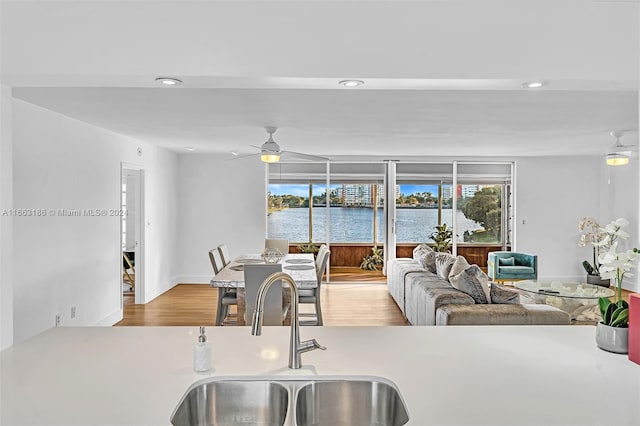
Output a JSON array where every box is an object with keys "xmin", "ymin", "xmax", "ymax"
[{"xmin": 387, "ymin": 245, "xmax": 570, "ymax": 326}]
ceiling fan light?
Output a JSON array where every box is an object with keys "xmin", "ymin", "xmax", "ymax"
[
  {"xmin": 261, "ymin": 153, "xmax": 281, "ymax": 163},
  {"xmin": 606, "ymin": 153, "xmax": 630, "ymax": 166}
]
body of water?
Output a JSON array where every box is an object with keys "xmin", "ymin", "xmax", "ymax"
[{"xmin": 267, "ymin": 207, "xmax": 484, "ymax": 243}]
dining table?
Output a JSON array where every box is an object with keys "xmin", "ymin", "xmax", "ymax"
[{"xmin": 210, "ymin": 253, "xmax": 318, "ymax": 325}]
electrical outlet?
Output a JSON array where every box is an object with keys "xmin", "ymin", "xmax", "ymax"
[
  {"xmin": 55, "ymin": 314, "xmax": 61, "ymax": 327},
  {"xmin": 71, "ymin": 306, "xmax": 76, "ymax": 319}
]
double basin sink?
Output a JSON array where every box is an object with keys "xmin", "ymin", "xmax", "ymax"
[{"xmin": 170, "ymin": 375, "xmax": 410, "ymax": 426}]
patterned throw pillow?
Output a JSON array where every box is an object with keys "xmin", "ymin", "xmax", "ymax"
[
  {"xmin": 448, "ymin": 256, "xmax": 492, "ymax": 304},
  {"xmin": 435, "ymin": 253, "xmax": 457, "ymax": 280},
  {"xmin": 490, "ymin": 283, "xmax": 520, "ymax": 304}
]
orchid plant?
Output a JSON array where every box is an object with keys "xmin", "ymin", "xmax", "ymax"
[
  {"xmin": 578, "ymin": 217, "xmax": 608, "ymax": 276},
  {"xmin": 595, "ymin": 218, "xmax": 639, "ymax": 328}
]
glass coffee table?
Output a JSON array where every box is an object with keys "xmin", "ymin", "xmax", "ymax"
[{"xmin": 514, "ymin": 280, "xmax": 615, "ymax": 321}]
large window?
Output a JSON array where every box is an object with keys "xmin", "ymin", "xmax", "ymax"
[
  {"xmin": 267, "ymin": 161, "xmax": 513, "ymax": 250},
  {"xmin": 267, "ymin": 162, "xmax": 385, "ymax": 244}
]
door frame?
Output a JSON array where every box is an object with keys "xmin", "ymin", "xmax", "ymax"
[{"xmin": 121, "ymin": 162, "xmax": 145, "ymax": 305}]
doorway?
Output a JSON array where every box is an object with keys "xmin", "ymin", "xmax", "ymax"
[{"xmin": 121, "ymin": 164, "xmax": 145, "ymax": 305}]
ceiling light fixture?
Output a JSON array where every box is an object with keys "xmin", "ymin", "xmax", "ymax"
[
  {"xmin": 339, "ymin": 79, "xmax": 364, "ymax": 87},
  {"xmin": 155, "ymin": 77, "xmax": 183, "ymax": 86},
  {"xmin": 521, "ymin": 81, "xmax": 545, "ymax": 89},
  {"xmin": 606, "ymin": 153, "xmax": 630, "ymax": 166},
  {"xmin": 261, "ymin": 153, "xmax": 281, "ymax": 163},
  {"xmin": 185, "ymin": 146, "xmax": 195, "ymax": 152}
]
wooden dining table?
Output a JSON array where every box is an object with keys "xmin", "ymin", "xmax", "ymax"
[{"xmin": 210, "ymin": 253, "xmax": 317, "ymax": 325}]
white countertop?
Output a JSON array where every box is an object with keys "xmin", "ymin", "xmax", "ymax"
[{"xmin": 1, "ymin": 325, "xmax": 639, "ymax": 425}]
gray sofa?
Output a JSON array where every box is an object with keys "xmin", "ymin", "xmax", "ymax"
[{"xmin": 387, "ymin": 249, "xmax": 570, "ymax": 326}]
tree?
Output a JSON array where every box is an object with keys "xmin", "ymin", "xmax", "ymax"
[{"xmin": 461, "ymin": 186, "xmax": 501, "ymax": 238}]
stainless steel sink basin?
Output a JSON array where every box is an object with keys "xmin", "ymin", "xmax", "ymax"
[
  {"xmin": 171, "ymin": 380, "xmax": 289, "ymax": 426},
  {"xmin": 171, "ymin": 376, "xmax": 409, "ymax": 426},
  {"xmin": 295, "ymin": 379, "xmax": 410, "ymax": 426}
]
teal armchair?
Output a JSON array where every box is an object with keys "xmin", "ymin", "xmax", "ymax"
[{"xmin": 487, "ymin": 251, "xmax": 537, "ymax": 283}]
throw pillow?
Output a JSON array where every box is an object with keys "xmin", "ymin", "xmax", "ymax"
[
  {"xmin": 498, "ymin": 257, "xmax": 515, "ymax": 267},
  {"xmin": 490, "ymin": 283, "xmax": 520, "ymax": 304},
  {"xmin": 413, "ymin": 244, "xmax": 432, "ymax": 261},
  {"xmin": 448, "ymin": 255, "xmax": 470, "ymax": 281},
  {"xmin": 448, "ymin": 263, "xmax": 492, "ymax": 304},
  {"xmin": 435, "ymin": 253, "xmax": 457, "ymax": 280},
  {"xmin": 422, "ymin": 250, "xmax": 437, "ymax": 273}
]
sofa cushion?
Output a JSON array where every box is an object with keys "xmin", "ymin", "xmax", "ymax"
[
  {"xmin": 490, "ymin": 283, "xmax": 520, "ymax": 304},
  {"xmin": 498, "ymin": 266, "xmax": 535, "ymax": 276},
  {"xmin": 435, "ymin": 253, "xmax": 457, "ymax": 280},
  {"xmin": 448, "ymin": 259, "xmax": 491, "ymax": 304},
  {"xmin": 498, "ymin": 256, "xmax": 515, "ymax": 266},
  {"xmin": 435, "ymin": 303, "xmax": 571, "ymax": 326}
]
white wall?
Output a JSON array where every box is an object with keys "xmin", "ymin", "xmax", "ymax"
[
  {"xmin": 1, "ymin": 85, "xmax": 14, "ymax": 350},
  {"xmin": 11, "ymin": 99, "xmax": 179, "ymax": 344},
  {"xmin": 516, "ymin": 155, "xmax": 639, "ymax": 292},
  {"xmin": 176, "ymin": 155, "xmax": 266, "ymax": 283}
]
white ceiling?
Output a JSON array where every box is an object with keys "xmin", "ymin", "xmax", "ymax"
[{"xmin": 2, "ymin": 0, "xmax": 639, "ymax": 158}]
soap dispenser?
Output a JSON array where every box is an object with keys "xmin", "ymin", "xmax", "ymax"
[{"xmin": 193, "ymin": 326, "xmax": 212, "ymax": 372}]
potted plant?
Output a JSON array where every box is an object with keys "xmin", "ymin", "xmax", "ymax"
[
  {"xmin": 297, "ymin": 242, "xmax": 320, "ymax": 258},
  {"xmin": 429, "ymin": 224, "xmax": 453, "ymax": 253},
  {"xmin": 594, "ymin": 218, "xmax": 639, "ymax": 354},
  {"xmin": 361, "ymin": 246, "xmax": 384, "ymax": 271},
  {"xmin": 578, "ymin": 217, "xmax": 610, "ymax": 287}
]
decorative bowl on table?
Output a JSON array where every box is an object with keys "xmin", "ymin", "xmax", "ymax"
[{"xmin": 261, "ymin": 248, "xmax": 284, "ymax": 264}]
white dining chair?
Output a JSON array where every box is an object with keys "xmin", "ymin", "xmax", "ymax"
[
  {"xmin": 218, "ymin": 244, "xmax": 232, "ymax": 267},
  {"xmin": 265, "ymin": 238, "xmax": 289, "ymax": 255},
  {"xmin": 244, "ymin": 264, "xmax": 285, "ymax": 326},
  {"xmin": 299, "ymin": 247, "xmax": 330, "ymax": 326},
  {"xmin": 209, "ymin": 248, "xmax": 237, "ymax": 326}
]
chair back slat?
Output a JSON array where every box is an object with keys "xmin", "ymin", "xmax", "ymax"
[
  {"xmin": 218, "ymin": 244, "xmax": 231, "ymax": 266},
  {"xmin": 209, "ymin": 249, "xmax": 225, "ymax": 275}
]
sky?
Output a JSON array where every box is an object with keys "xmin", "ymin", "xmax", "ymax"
[{"xmin": 268, "ymin": 184, "xmax": 439, "ymax": 197}]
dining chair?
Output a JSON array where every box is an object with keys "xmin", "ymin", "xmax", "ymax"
[
  {"xmin": 244, "ymin": 264, "xmax": 285, "ymax": 326},
  {"xmin": 265, "ymin": 238, "xmax": 289, "ymax": 255},
  {"xmin": 209, "ymin": 248, "xmax": 238, "ymax": 326},
  {"xmin": 299, "ymin": 247, "xmax": 330, "ymax": 326},
  {"xmin": 218, "ymin": 244, "xmax": 232, "ymax": 267}
]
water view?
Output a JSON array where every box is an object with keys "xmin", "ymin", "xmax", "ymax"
[{"xmin": 267, "ymin": 207, "xmax": 484, "ymax": 243}]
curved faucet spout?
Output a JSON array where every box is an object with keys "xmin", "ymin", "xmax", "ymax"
[{"xmin": 251, "ymin": 271, "xmax": 325, "ymax": 369}]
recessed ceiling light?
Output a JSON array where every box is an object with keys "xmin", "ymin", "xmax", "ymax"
[
  {"xmin": 155, "ymin": 77, "xmax": 183, "ymax": 86},
  {"xmin": 185, "ymin": 146, "xmax": 195, "ymax": 152},
  {"xmin": 339, "ymin": 79, "xmax": 364, "ymax": 87},
  {"xmin": 522, "ymin": 81, "xmax": 545, "ymax": 89}
]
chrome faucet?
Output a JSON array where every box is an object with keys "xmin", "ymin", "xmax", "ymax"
[{"xmin": 251, "ymin": 272, "xmax": 326, "ymax": 369}]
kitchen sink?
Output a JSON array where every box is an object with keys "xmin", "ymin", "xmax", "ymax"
[
  {"xmin": 171, "ymin": 376, "xmax": 409, "ymax": 426},
  {"xmin": 295, "ymin": 379, "xmax": 409, "ymax": 426},
  {"xmin": 171, "ymin": 380, "xmax": 289, "ymax": 426}
]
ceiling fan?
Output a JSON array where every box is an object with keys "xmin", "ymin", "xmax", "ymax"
[
  {"xmin": 232, "ymin": 127, "xmax": 328, "ymax": 163},
  {"xmin": 606, "ymin": 130, "xmax": 638, "ymax": 166}
]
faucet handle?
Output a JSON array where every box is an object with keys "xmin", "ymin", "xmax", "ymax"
[
  {"xmin": 298, "ymin": 338, "xmax": 327, "ymax": 353},
  {"xmin": 310, "ymin": 339, "xmax": 327, "ymax": 350}
]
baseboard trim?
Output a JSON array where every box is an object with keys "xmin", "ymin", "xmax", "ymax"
[{"xmin": 94, "ymin": 309, "xmax": 123, "ymax": 326}]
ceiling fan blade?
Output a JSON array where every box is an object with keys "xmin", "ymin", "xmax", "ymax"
[
  {"xmin": 281, "ymin": 150, "xmax": 329, "ymax": 161},
  {"xmin": 225, "ymin": 152, "xmax": 260, "ymax": 161},
  {"xmin": 249, "ymin": 144, "xmax": 263, "ymax": 150}
]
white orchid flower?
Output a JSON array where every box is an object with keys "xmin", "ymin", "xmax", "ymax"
[
  {"xmin": 592, "ymin": 234, "xmax": 611, "ymax": 247},
  {"xmin": 613, "ymin": 218, "xmax": 629, "ymax": 228}
]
